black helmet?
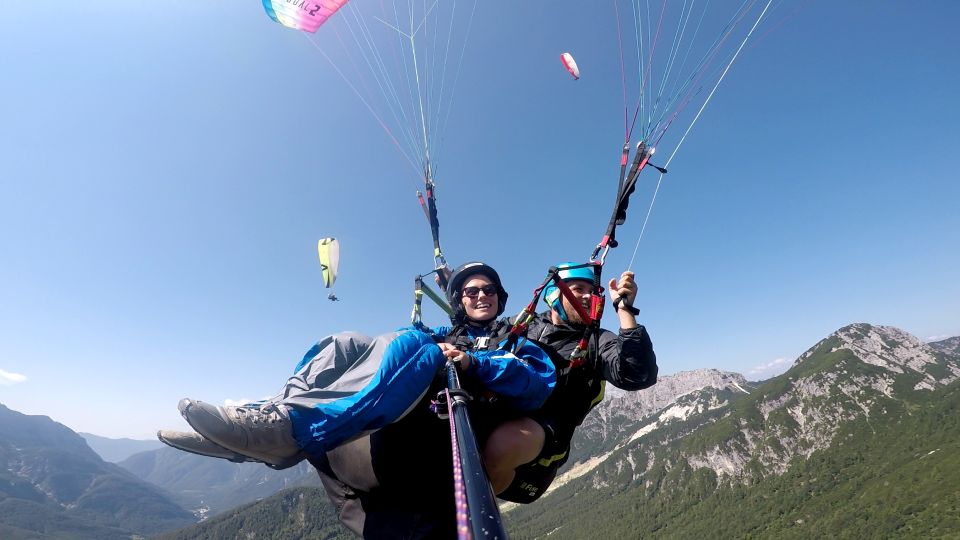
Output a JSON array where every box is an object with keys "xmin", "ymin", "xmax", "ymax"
[{"xmin": 446, "ymin": 261, "xmax": 509, "ymax": 323}]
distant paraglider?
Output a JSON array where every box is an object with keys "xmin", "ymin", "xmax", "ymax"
[
  {"xmin": 560, "ymin": 52, "xmax": 580, "ymax": 80},
  {"xmin": 317, "ymin": 237, "xmax": 340, "ymax": 300}
]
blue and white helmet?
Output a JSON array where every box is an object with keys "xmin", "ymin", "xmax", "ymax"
[{"xmin": 543, "ymin": 262, "xmax": 596, "ymax": 322}]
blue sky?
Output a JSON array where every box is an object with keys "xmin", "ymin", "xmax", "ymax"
[{"xmin": 1, "ymin": 1, "xmax": 958, "ymax": 439}]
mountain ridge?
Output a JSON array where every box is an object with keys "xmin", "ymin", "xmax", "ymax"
[
  {"xmin": 0, "ymin": 403, "xmax": 196, "ymax": 538},
  {"xmin": 80, "ymin": 432, "xmax": 164, "ymax": 463}
]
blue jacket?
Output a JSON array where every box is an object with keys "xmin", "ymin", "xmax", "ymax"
[
  {"xmin": 428, "ymin": 323, "xmax": 555, "ymax": 411},
  {"xmin": 283, "ymin": 327, "xmax": 554, "ymax": 456}
]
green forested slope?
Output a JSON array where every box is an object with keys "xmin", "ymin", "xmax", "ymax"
[
  {"xmin": 154, "ymin": 487, "xmax": 352, "ymax": 540},
  {"xmin": 505, "ymin": 380, "xmax": 960, "ymax": 539}
]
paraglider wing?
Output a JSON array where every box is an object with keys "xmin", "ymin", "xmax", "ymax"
[
  {"xmin": 560, "ymin": 52, "xmax": 580, "ymax": 80},
  {"xmin": 317, "ymin": 237, "xmax": 340, "ymax": 288},
  {"xmin": 262, "ymin": 0, "xmax": 350, "ymax": 33}
]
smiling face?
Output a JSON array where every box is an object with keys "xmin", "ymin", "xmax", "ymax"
[
  {"xmin": 460, "ymin": 274, "xmax": 499, "ymax": 323},
  {"xmin": 554, "ymin": 279, "xmax": 595, "ymax": 325}
]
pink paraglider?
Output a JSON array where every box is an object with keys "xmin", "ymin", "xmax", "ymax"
[{"xmin": 560, "ymin": 52, "xmax": 580, "ymax": 80}]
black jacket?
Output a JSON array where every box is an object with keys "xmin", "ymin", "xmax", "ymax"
[{"xmin": 522, "ymin": 311, "xmax": 657, "ymax": 447}]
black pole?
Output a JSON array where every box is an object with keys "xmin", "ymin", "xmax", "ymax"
[{"xmin": 445, "ymin": 362, "xmax": 508, "ymax": 539}]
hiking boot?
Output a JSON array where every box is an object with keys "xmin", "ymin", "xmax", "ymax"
[
  {"xmin": 157, "ymin": 429, "xmax": 255, "ymax": 463},
  {"xmin": 178, "ymin": 398, "xmax": 303, "ymax": 468}
]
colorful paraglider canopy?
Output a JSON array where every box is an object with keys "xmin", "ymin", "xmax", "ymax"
[
  {"xmin": 317, "ymin": 237, "xmax": 340, "ymax": 288},
  {"xmin": 262, "ymin": 0, "xmax": 350, "ymax": 33},
  {"xmin": 561, "ymin": 52, "xmax": 580, "ymax": 80}
]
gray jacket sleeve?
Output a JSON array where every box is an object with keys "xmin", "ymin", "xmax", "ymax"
[{"xmin": 597, "ymin": 325, "xmax": 657, "ymax": 390}]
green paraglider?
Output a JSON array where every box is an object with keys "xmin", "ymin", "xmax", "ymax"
[{"xmin": 317, "ymin": 237, "xmax": 339, "ymax": 289}]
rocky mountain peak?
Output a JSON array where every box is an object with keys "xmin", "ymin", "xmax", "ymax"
[
  {"xmin": 929, "ymin": 335, "xmax": 960, "ymax": 356},
  {"xmin": 835, "ymin": 323, "xmax": 930, "ymax": 369},
  {"xmin": 567, "ymin": 368, "xmax": 751, "ymax": 470},
  {"xmin": 794, "ymin": 323, "xmax": 959, "ymax": 390}
]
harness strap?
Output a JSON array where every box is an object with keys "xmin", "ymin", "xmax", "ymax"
[
  {"xmin": 411, "ymin": 274, "xmax": 453, "ymax": 327},
  {"xmin": 613, "ymin": 296, "xmax": 640, "ymax": 315},
  {"xmin": 592, "ymin": 141, "xmax": 654, "ymax": 262},
  {"xmin": 417, "ymin": 173, "xmax": 449, "ymax": 290}
]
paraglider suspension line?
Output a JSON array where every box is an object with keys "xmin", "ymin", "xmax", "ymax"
[{"xmin": 626, "ymin": 0, "xmax": 774, "ymax": 270}]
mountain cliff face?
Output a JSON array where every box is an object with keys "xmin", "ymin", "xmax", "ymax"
[
  {"xmin": 562, "ymin": 368, "xmax": 752, "ymax": 482},
  {"xmin": 666, "ymin": 323, "xmax": 959, "ymax": 483},
  {"xmin": 505, "ymin": 323, "xmax": 960, "ymax": 538},
  {"xmin": 0, "ymin": 404, "xmax": 195, "ymax": 539},
  {"xmin": 929, "ymin": 335, "xmax": 960, "ymax": 357},
  {"xmin": 808, "ymin": 324, "xmax": 960, "ymax": 390}
]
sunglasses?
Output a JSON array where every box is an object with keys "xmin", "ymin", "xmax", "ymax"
[{"xmin": 462, "ymin": 285, "xmax": 498, "ymax": 298}]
